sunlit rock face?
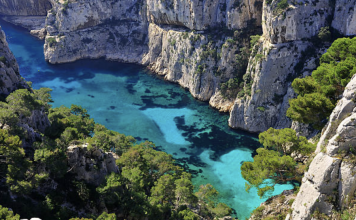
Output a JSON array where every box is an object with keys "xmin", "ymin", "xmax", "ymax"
[
  {"xmin": 146, "ymin": 0, "xmax": 263, "ymax": 30},
  {"xmin": 291, "ymin": 75, "xmax": 356, "ymax": 219},
  {"xmin": 0, "ymin": 0, "xmax": 51, "ymax": 16},
  {"xmin": 3, "ymin": 0, "xmax": 356, "ymax": 133},
  {"xmin": 44, "ymin": 0, "xmax": 148, "ymax": 64},
  {"xmin": 41, "ymin": 0, "xmax": 264, "ymax": 112},
  {"xmin": 0, "ymin": 26, "xmax": 27, "ymax": 96},
  {"xmin": 332, "ymin": 0, "xmax": 356, "ymax": 36},
  {"xmin": 228, "ymin": 0, "xmax": 334, "ymax": 132}
]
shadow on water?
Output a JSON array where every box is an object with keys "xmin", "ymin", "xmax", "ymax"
[{"xmin": 0, "ymin": 18, "xmax": 293, "ymax": 219}]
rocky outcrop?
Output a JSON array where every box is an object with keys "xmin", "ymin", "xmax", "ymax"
[
  {"xmin": 0, "ymin": 0, "xmax": 51, "ymax": 16},
  {"xmin": 43, "ymin": 0, "xmax": 262, "ymax": 110},
  {"xmin": 44, "ymin": 0, "xmax": 148, "ymax": 64},
  {"xmin": 332, "ymin": 0, "xmax": 356, "ymax": 36},
  {"xmin": 262, "ymin": 0, "xmax": 332, "ymax": 44},
  {"xmin": 228, "ymin": 38, "xmax": 316, "ymax": 132},
  {"xmin": 67, "ymin": 145, "xmax": 119, "ymax": 185},
  {"xmin": 146, "ymin": 0, "xmax": 263, "ymax": 30},
  {"xmin": 0, "ymin": 25, "xmax": 27, "ymax": 97},
  {"xmin": 5, "ymin": 0, "xmax": 356, "ymax": 131},
  {"xmin": 291, "ymin": 75, "xmax": 356, "ymax": 219},
  {"xmin": 228, "ymin": 0, "xmax": 332, "ymax": 132},
  {"xmin": 249, "ymin": 190, "xmax": 296, "ymax": 220},
  {"xmin": 0, "ymin": 25, "xmax": 49, "ymax": 150},
  {"xmin": 142, "ymin": 23, "xmax": 248, "ymax": 102}
]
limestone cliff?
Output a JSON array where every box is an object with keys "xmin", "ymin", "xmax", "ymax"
[
  {"xmin": 290, "ymin": 75, "xmax": 356, "ymax": 219},
  {"xmin": 0, "ymin": 25, "xmax": 50, "ymax": 150},
  {"xmin": 67, "ymin": 145, "xmax": 119, "ymax": 186},
  {"xmin": 228, "ymin": 0, "xmax": 332, "ymax": 132},
  {"xmin": 0, "ymin": 0, "xmax": 51, "ymax": 16},
  {"xmin": 44, "ymin": 0, "xmax": 148, "ymax": 63},
  {"xmin": 3, "ymin": 0, "xmax": 356, "ymax": 132},
  {"xmin": 43, "ymin": 0, "xmax": 263, "ymax": 110},
  {"xmin": 0, "ymin": 25, "xmax": 27, "ymax": 97}
]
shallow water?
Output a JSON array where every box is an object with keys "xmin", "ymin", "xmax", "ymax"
[{"xmin": 0, "ymin": 19, "xmax": 293, "ymax": 219}]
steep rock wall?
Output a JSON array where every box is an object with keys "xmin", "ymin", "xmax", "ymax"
[
  {"xmin": 67, "ymin": 145, "xmax": 119, "ymax": 186},
  {"xmin": 0, "ymin": 25, "xmax": 50, "ymax": 151},
  {"xmin": 332, "ymin": 0, "xmax": 356, "ymax": 36},
  {"xmin": 0, "ymin": 0, "xmax": 51, "ymax": 16},
  {"xmin": 7, "ymin": 0, "xmax": 354, "ymax": 131},
  {"xmin": 291, "ymin": 75, "xmax": 356, "ymax": 219},
  {"xmin": 146, "ymin": 0, "xmax": 263, "ymax": 30},
  {"xmin": 44, "ymin": 0, "xmax": 263, "ymax": 111},
  {"xmin": 142, "ymin": 23, "xmax": 248, "ymax": 109},
  {"xmin": 228, "ymin": 0, "xmax": 332, "ymax": 132},
  {"xmin": 228, "ymin": 38, "xmax": 315, "ymax": 132},
  {"xmin": 0, "ymin": 25, "xmax": 27, "ymax": 96},
  {"xmin": 44, "ymin": 0, "xmax": 148, "ymax": 63}
]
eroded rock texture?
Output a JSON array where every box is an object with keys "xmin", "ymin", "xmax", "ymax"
[{"xmin": 291, "ymin": 75, "xmax": 356, "ymax": 219}]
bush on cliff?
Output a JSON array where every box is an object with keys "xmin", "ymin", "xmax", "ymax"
[{"xmin": 287, "ymin": 37, "xmax": 356, "ymax": 129}]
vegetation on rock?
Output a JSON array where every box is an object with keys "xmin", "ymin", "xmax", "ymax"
[
  {"xmin": 0, "ymin": 87, "xmax": 232, "ymax": 220},
  {"xmin": 287, "ymin": 37, "xmax": 356, "ymax": 129},
  {"xmin": 241, "ymin": 128, "xmax": 315, "ymax": 198}
]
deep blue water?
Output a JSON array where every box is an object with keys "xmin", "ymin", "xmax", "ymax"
[{"xmin": 0, "ymin": 19, "xmax": 292, "ymax": 219}]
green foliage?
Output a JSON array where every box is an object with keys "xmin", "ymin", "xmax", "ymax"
[
  {"xmin": 221, "ymin": 78, "xmax": 241, "ymax": 99},
  {"xmin": 178, "ymin": 208, "xmax": 198, "ymax": 220},
  {"xmin": 251, "ymin": 205, "xmax": 265, "ymax": 218},
  {"xmin": 318, "ymin": 26, "xmax": 331, "ymax": 42},
  {"xmin": 287, "ymin": 37, "xmax": 356, "ymax": 129},
  {"xmin": 5, "ymin": 89, "xmax": 37, "ymax": 116},
  {"xmin": 45, "ymin": 105, "xmax": 94, "ymax": 142},
  {"xmin": 96, "ymin": 212, "xmax": 116, "ymax": 220},
  {"xmin": 276, "ymin": 0, "xmax": 289, "ymax": 11},
  {"xmin": 250, "ymin": 35, "xmax": 261, "ymax": 50},
  {"xmin": 259, "ymin": 128, "xmax": 316, "ymax": 156},
  {"xmin": 0, "ymin": 56, "xmax": 7, "ymax": 63},
  {"xmin": 34, "ymin": 140, "xmax": 67, "ymax": 178},
  {"xmin": 87, "ymin": 124, "xmax": 135, "ymax": 154},
  {"xmin": 195, "ymin": 65, "xmax": 204, "ymax": 74},
  {"xmin": 0, "ymin": 88, "xmax": 52, "ymax": 132},
  {"xmin": 0, "ymin": 86, "xmax": 231, "ymax": 220},
  {"xmin": 0, "ymin": 129, "xmax": 34, "ymax": 194},
  {"xmin": 0, "ymin": 205, "xmax": 20, "ymax": 220},
  {"xmin": 241, "ymin": 148, "xmax": 297, "ymax": 198},
  {"xmin": 47, "ymin": 37, "xmax": 57, "ymax": 47},
  {"xmin": 195, "ymin": 184, "xmax": 231, "ymax": 218},
  {"xmin": 287, "ymin": 93, "xmax": 335, "ymax": 130},
  {"xmin": 242, "ymin": 127, "xmax": 314, "ymax": 198},
  {"xmin": 226, "ymin": 38, "xmax": 235, "ymax": 44},
  {"xmin": 257, "ymin": 106, "xmax": 265, "ymax": 112}
]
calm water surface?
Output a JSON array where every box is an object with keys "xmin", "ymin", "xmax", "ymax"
[{"xmin": 0, "ymin": 19, "xmax": 292, "ymax": 219}]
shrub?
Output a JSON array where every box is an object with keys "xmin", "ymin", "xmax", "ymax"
[{"xmin": 47, "ymin": 37, "xmax": 57, "ymax": 47}]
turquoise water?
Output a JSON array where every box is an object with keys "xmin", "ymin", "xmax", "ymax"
[{"xmin": 0, "ymin": 19, "xmax": 293, "ymax": 219}]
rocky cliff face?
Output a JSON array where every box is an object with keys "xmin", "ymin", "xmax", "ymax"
[
  {"xmin": 0, "ymin": 26, "xmax": 28, "ymax": 96},
  {"xmin": 0, "ymin": 0, "xmax": 51, "ymax": 16},
  {"xmin": 0, "ymin": 25, "xmax": 49, "ymax": 150},
  {"xmin": 67, "ymin": 145, "xmax": 119, "ymax": 186},
  {"xmin": 3, "ymin": 0, "xmax": 356, "ymax": 132},
  {"xmin": 44, "ymin": 0, "xmax": 148, "ymax": 64},
  {"xmin": 146, "ymin": 0, "xmax": 262, "ymax": 30},
  {"xmin": 228, "ymin": 0, "xmax": 332, "ymax": 132},
  {"xmin": 43, "ymin": 0, "xmax": 263, "ymax": 111},
  {"xmin": 291, "ymin": 75, "xmax": 356, "ymax": 219}
]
